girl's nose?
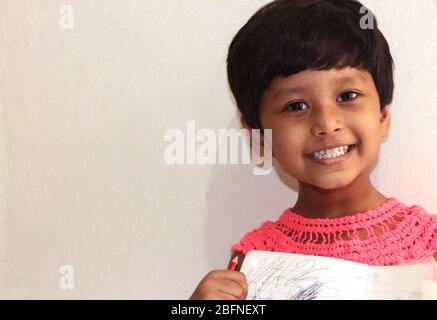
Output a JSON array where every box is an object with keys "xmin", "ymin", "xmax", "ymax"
[{"xmin": 310, "ymin": 107, "xmax": 345, "ymax": 136}]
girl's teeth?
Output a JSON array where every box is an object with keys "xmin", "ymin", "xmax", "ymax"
[{"xmin": 312, "ymin": 145, "xmax": 350, "ymax": 160}]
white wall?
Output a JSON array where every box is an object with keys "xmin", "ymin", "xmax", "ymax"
[{"xmin": 0, "ymin": 0, "xmax": 436, "ymax": 299}]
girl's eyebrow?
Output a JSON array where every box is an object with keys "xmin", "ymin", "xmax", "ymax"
[
  {"xmin": 272, "ymin": 85, "xmax": 306, "ymax": 98},
  {"xmin": 272, "ymin": 75, "xmax": 366, "ymax": 99},
  {"xmin": 333, "ymin": 74, "xmax": 367, "ymax": 85}
]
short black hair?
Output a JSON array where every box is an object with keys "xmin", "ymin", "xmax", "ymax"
[{"xmin": 226, "ymin": 0, "xmax": 395, "ymax": 129}]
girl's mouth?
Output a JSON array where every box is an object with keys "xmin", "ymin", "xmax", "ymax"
[{"xmin": 306, "ymin": 144, "xmax": 357, "ymax": 166}]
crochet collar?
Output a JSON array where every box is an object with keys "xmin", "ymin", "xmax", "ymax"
[{"xmin": 278, "ymin": 197, "xmax": 409, "ymax": 238}]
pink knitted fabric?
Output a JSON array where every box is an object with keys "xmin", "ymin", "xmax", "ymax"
[{"xmin": 231, "ymin": 197, "xmax": 437, "ymax": 266}]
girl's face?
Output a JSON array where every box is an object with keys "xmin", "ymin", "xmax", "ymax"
[{"xmin": 257, "ymin": 67, "xmax": 391, "ymax": 190}]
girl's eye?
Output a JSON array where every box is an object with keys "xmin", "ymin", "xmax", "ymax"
[
  {"xmin": 283, "ymin": 92, "xmax": 360, "ymax": 112},
  {"xmin": 337, "ymin": 91, "xmax": 359, "ymax": 102},
  {"xmin": 283, "ymin": 102, "xmax": 309, "ymax": 112}
]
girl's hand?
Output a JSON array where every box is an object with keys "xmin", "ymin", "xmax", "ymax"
[{"xmin": 189, "ymin": 269, "xmax": 248, "ymax": 300}]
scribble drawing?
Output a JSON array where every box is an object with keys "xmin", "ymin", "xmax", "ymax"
[
  {"xmin": 243, "ymin": 252, "xmax": 431, "ymax": 300},
  {"xmin": 289, "ymin": 281, "xmax": 323, "ymax": 300},
  {"xmin": 245, "ymin": 254, "xmax": 372, "ymax": 299},
  {"xmin": 246, "ymin": 256, "xmax": 334, "ymax": 299}
]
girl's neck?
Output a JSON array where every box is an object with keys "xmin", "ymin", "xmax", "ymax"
[{"xmin": 292, "ymin": 172, "xmax": 388, "ymax": 219}]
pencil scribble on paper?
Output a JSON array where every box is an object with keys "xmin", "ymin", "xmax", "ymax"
[
  {"xmin": 241, "ymin": 251, "xmax": 433, "ymax": 300},
  {"xmin": 244, "ymin": 256, "xmax": 335, "ymax": 300},
  {"xmin": 289, "ymin": 281, "xmax": 323, "ymax": 300}
]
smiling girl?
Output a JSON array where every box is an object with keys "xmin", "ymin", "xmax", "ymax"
[{"xmin": 190, "ymin": 0, "xmax": 437, "ymax": 300}]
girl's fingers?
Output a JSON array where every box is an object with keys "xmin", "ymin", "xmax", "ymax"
[
  {"xmin": 216, "ymin": 289, "xmax": 241, "ymax": 300},
  {"xmin": 216, "ymin": 279, "xmax": 246, "ymax": 300},
  {"xmin": 218, "ymin": 271, "xmax": 248, "ymax": 298}
]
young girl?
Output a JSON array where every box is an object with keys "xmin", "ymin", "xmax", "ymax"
[{"xmin": 190, "ymin": 0, "xmax": 437, "ymax": 300}]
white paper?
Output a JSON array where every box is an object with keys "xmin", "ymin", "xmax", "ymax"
[{"xmin": 240, "ymin": 251, "xmax": 435, "ymax": 300}]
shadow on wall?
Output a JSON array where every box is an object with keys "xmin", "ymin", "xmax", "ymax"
[{"xmin": 204, "ymin": 115, "xmax": 299, "ymax": 271}]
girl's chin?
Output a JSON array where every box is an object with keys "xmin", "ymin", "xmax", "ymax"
[{"xmin": 306, "ymin": 175, "xmax": 357, "ymax": 190}]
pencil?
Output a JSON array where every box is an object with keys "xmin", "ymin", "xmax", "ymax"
[{"xmin": 228, "ymin": 255, "xmax": 239, "ymax": 271}]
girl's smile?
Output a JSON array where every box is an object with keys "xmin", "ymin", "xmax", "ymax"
[{"xmin": 305, "ymin": 143, "xmax": 357, "ymax": 166}]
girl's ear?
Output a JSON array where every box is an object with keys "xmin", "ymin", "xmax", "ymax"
[
  {"xmin": 380, "ymin": 105, "xmax": 391, "ymax": 141},
  {"xmin": 241, "ymin": 116, "xmax": 262, "ymax": 156},
  {"xmin": 240, "ymin": 116, "xmax": 275, "ymax": 159}
]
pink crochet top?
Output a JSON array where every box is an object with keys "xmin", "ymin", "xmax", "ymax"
[{"xmin": 231, "ymin": 197, "xmax": 437, "ymax": 267}]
